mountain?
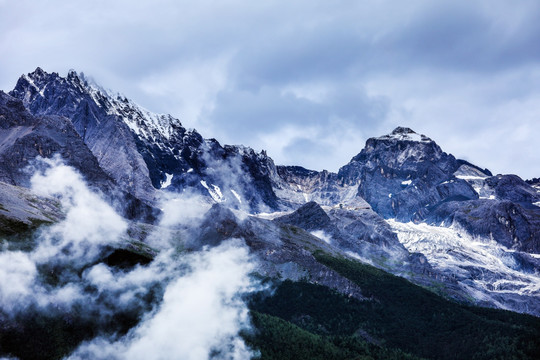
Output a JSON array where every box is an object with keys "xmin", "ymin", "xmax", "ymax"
[
  {"xmin": 0, "ymin": 91, "xmax": 156, "ymax": 221},
  {"xmin": 337, "ymin": 126, "xmax": 480, "ymax": 220},
  {"xmin": 10, "ymin": 68, "xmax": 281, "ymax": 212},
  {"xmin": 7, "ymin": 68, "xmax": 540, "ymax": 313},
  {"xmin": 1, "ymin": 68, "xmax": 539, "ymax": 359}
]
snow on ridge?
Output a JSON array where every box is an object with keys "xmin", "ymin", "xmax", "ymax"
[
  {"xmin": 377, "ymin": 129, "xmax": 431, "ymax": 143},
  {"xmin": 102, "ymin": 94, "xmax": 182, "ymax": 141},
  {"xmin": 455, "ymin": 175, "xmax": 487, "ymax": 181},
  {"xmin": 24, "ymin": 69, "xmax": 185, "ymax": 143},
  {"xmin": 21, "ymin": 74, "xmax": 42, "ymax": 102},
  {"xmin": 161, "ymin": 173, "xmax": 173, "ymax": 189},
  {"xmin": 69, "ymin": 71, "xmax": 183, "ymax": 141}
]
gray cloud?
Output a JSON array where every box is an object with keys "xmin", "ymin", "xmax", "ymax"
[{"xmin": 1, "ymin": 0, "xmax": 539, "ymax": 178}]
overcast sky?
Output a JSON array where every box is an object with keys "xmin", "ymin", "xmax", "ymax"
[{"xmin": 1, "ymin": 0, "xmax": 539, "ymax": 178}]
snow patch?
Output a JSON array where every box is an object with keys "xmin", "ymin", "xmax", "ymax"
[
  {"xmin": 161, "ymin": 173, "xmax": 173, "ymax": 189},
  {"xmin": 230, "ymin": 189, "xmax": 242, "ymax": 203},
  {"xmin": 200, "ymin": 180, "xmax": 224, "ymax": 203},
  {"xmin": 253, "ymin": 211, "xmax": 293, "ymax": 220},
  {"xmin": 455, "ymin": 175, "xmax": 487, "ymax": 181}
]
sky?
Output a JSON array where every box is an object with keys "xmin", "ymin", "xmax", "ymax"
[{"xmin": 1, "ymin": 0, "xmax": 539, "ymax": 179}]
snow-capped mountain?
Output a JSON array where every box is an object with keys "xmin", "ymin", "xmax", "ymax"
[{"xmin": 3, "ymin": 68, "xmax": 540, "ymax": 317}]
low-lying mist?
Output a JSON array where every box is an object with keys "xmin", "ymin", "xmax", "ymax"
[{"xmin": 0, "ymin": 156, "xmax": 259, "ymax": 360}]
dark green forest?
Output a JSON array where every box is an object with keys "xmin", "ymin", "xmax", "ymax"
[{"xmin": 246, "ymin": 253, "xmax": 540, "ymax": 360}]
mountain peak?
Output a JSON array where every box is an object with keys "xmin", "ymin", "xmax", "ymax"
[
  {"xmin": 392, "ymin": 126, "xmax": 416, "ymax": 135},
  {"xmin": 13, "ymin": 68, "xmax": 185, "ymax": 141},
  {"xmin": 377, "ymin": 126, "xmax": 431, "ymax": 142},
  {"xmin": 33, "ymin": 67, "xmax": 46, "ymax": 77},
  {"xmin": 26, "ymin": 67, "xmax": 58, "ymax": 83}
]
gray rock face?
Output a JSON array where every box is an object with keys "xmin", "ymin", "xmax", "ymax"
[
  {"xmin": 0, "ymin": 181, "xmax": 63, "ymax": 236},
  {"xmin": 275, "ymin": 201, "xmax": 338, "ymax": 235},
  {"xmin": 485, "ymin": 174, "xmax": 540, "ymax": 203},
  {"xmin": 0, "ymin": 91, "xmax": 157, "ymax": 222},
  {"xmin": 274, "ymin": 201, "xmax": 464, "ymax": 300},
  {"xmin": 0, "ymin": 91, "xmax": 113, "ymax": 189},
  {"xmin": 274, "ymin": 166, "xmax": 368, "ymax": 209},
  {"xmin": 10, "ymin": 68, "xmax": 156, "ymax": 203},
  {"xmin": 337, "ymin": 127, "xmax": 478, "ymax": 220},
  {"xmin": 189, "ymin": 203, "xmax": 366, "ymax": 300},
  {"xmin": 425, "ymin": 199, "xmax": 540, "ymax": 253}
]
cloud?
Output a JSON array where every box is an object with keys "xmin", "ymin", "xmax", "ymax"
[
  {"xmin": 1, "ymin": 0, "xmax": 540, "ymax": 177},
  {"xmin": 158, "ymin": 193, "xmax": 212, "ymax": 228},
  {"xmin": 0, "ymin": 157, "xmax": 128, "ymax": 313},
  {"xmin": 0, "ymin": 158, "xmax": 259, "ymax": 359},
  {"xmin": 0, "ymin": 251, "xmax": 36, "ymax": 312},
  {"xmin": 30, "ymin": 156, "xmax": 127, "ymax": 264},
  {"xmin": 310, "ymin": 230, "xmax": 332, "ymax": 245},
  {"xmin": 205, "ymin": 82, "xmax": 389, "ymax": 170},
  {"xmin": 67, "ymin": 240, "xmax": 256, "ymax": 360}
]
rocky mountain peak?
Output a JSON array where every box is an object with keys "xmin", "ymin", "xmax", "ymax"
[
  {"xmin": 376, "ymin": 126, "xmax": 432, "ymax": 143},
  {"xmin": 275, "ymin": 201, "xmax": 334, "ymax": 232},
  {"xmin": 29, "ymin": 66, "xmax": 49, "ymax": 81},
  {"xmin": 12, "ymin": 68, "xmax": 185, "ymax": 142},
  {"xmin": 337, "ymin": 126, "xmax": 465, "ymax": 220},
  {"xmin": 342, "ymin": 126, "xmax": 452, "ymax": 178},
  {"xmin": 393, "ymin": 126, "xmax": 415, "ymax": 135}
]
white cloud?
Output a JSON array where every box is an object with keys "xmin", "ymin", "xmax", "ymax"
[
  {"xmin": 67, "ymin": 239, "xmax": 256, "ymax": 360},
  {"xmin": 0, "ymin": 251, "xmax": 36, "ymax": 311},
  {"xmin": 310, "ymin": 230, "xmax": 333, "ymax": 244},
  {"xmin": 0, "ymin": 158, "xmax": 259, "ymax": 359},
  {"xmin": 136, "ymin": 56, "xmax": 231, "ymax": 128},
  {"xmin": 30, "ymin": 156, "xmax": 127, "ymax": 264}
]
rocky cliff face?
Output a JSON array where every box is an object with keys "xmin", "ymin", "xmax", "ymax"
[
  {"xmin": 337, "ymin": 127, "xmax": 478, "ymax": 220},
  {"xmin": 0, "ymin": 91, "xmax": 113, "ymax": 189},
  {"xmin": 10, "ymin": 69, "xmax": 156, "ymax": 203},
  {"xmin": 0, "ymin": 91, "xmax": 157, "ymax": 221}
]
